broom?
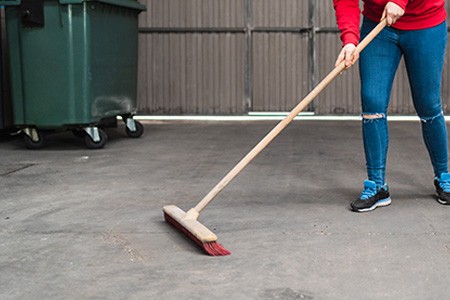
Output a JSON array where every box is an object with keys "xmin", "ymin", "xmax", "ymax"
[{"xmin": 163, "ymin": 19, "xmax": 387, "ymax": 256}]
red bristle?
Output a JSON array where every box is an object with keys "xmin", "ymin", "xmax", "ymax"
[
  {"xmin": 203, "ymin": 241, "xmax": 231, "ymax": 256},
  {"xmin": 164, "ymin": 212, "xmax": 231, "ymax": 256}
]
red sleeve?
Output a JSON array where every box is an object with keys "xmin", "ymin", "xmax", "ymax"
[{"xmin": 333, "ymin": 0, "xmax": 361, "ymax": 46}]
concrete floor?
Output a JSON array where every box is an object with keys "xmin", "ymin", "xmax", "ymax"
[{"xmin": 1, "ymin": 120, "xmax": 450, "ymax": 299}]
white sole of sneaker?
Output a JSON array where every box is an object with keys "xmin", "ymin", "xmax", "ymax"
[
  {"xmin": 435, "ymin": 194, "xmax": 450, "ymax": 205},
  {"xmin": 355, "ymin": 197, "xmax": 392, "ymax": 212}
]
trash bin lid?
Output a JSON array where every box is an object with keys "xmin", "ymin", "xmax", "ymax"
[
  {"xmin": 0, "ymin": 0, "xmax": 145, "ymax": 11},
  {"xmin": 60, "ymin": 0, "xmax": 145, "ymax": 10}
]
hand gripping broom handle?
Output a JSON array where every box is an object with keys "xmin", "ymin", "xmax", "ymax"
[{"xmin": 193, "ymin": 19, "xmax": 387, "ymax": 214}]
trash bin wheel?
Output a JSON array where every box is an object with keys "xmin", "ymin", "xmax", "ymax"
[
  {"xmin": 125, "ymin": 120, "xmax": 144, "ymax": 138},
  {"xmin": 24, "ymin": 130, "xmax": 44, "ymax": 150},
  {"xmin": 85, "ymin": 128, "xmax": 107, "ymax": 149}
]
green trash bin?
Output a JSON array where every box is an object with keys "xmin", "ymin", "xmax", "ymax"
[{"xmin": 3, "ymin": 0, "xmax": 146, "ymax": 149}]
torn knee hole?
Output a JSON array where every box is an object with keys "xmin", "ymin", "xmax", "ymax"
[
  {"xmin": 362, "ymin": 114, "xmax": 384, "ymax": 119},
  {"xmin": 420, "ymin": 111, "xmax": 443, "ymax": 123}
]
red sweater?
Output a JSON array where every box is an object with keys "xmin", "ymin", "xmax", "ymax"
[{"xmin": 333, "ymin": 0, "xmax": 447, "ymax": 46}]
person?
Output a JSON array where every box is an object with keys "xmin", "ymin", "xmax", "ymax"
[{"xmin": 333, "ymin": 0, "xmax": 450, "ymax": 212}]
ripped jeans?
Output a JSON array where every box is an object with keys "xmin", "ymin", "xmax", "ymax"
[{"xmin": 359, "ymin": 18, "xmax": 448, "ymax": 185}]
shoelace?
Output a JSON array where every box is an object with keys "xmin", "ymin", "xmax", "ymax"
[
  {"xmin": 360, "ymin": 187, "xmax": 377, "ymax": 200},
  {"xmin": 439, "ymin": 180, "xmax": 450, "ymax": 193}
]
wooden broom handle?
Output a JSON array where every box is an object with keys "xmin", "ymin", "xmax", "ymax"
[{"xmin": 194, "ymin": 19, "xmax": 387, "ymax": 213}]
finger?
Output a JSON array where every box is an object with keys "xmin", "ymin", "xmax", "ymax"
[
  {"xmin": 344, "ymin": 52, "xmax": 353, "ymax": 68},
  {"xmin": 385, "ymin": 14, "xmax": 394, "ymax": 26},
  {"xmin": 335, "ymin": 51, "xmax": 346, "ymax": 67},
  {"xmin": 381, "ymin": 9, "xmax": 387, "ymax": 21},
  {"xmin": 383, "ymin": 14, "xmax": 392, "ymax": 26},
  {"xmin": 351, "ymin": 51, "xmax": 359, "ymax": 65}
]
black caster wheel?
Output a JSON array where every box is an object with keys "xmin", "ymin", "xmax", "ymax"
[
  {"xmin": 125, "ymin": 120, "xmax": 144, "ymax": 138},
  {"xmin": 24, "ymin": 130, "xmax": 44, "ymax": 150},
  {"xmin": 85, "ymin": 128, "xmax": 107, "ymax": 149}
]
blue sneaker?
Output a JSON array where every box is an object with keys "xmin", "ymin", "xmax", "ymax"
[
  {"xmin": 434, "ymin": 173, "xmax": 450, "ymax": 205},
  {"xmin": 351, "ymin": 180, "xmax": 391, "ymax": 212}
]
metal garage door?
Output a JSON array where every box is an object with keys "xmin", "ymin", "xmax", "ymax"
[{"xmin": 137, "ymin": 0, "xmax": 450, "ymax": 116}]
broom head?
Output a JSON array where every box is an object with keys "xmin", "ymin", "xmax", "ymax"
[{"xmin": 163, "ymin": 205, "xmax": 231, "ymax": 256}]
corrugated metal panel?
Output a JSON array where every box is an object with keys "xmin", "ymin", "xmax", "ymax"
[
  {"xmin": 315, "ymin": 33, "xmax": 361, "ymax": 115},
  {"xmin": 315, "ymin": 0, "xmax": 346, "ymax": 28},
  {"xmin": 252, "ymin": 32, "xmax": 309, "ymax": 111},
  {"xmin": 252, "ymin": 0, "xmax": 308, "ymax": 28},
  {"xmin": 138, "ymin": 33, "xmax": 245, "ymax": 114},
  {"xmin": 137, "ymin": 0, "xmax": 247, "ymax": 115},
  {"xmin": 442, "ymin": 52, "xmax": 450, "ymax": 113},
  {"xmin": 142, "ymin": 0, "xmax": 245, "ymax": 28}
]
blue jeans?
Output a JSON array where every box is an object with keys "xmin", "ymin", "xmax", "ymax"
[{"xmin": 359, "ymin": 18, "xmax": 448, "ymax": 185}]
